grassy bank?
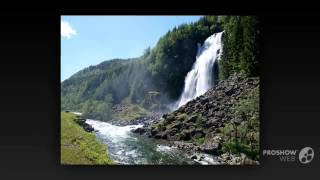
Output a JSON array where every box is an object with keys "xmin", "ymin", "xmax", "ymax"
[{"xmin": 61, "ymin": 112, "xmax": 114, "ymax": 165}]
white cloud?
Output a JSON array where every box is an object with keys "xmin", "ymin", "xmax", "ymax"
[{"xmin": 61, "ymin": 20, "xmax": 77, "ymax": 39}]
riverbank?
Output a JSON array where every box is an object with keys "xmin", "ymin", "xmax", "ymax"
[
  {"xmin": 134, "ymin": 73, "xmax": 260, "ymax": 165},
  {"xmin": 60, "ymin": 112, "xmax": 114, "ymax": 165},
  {"xmin": 86, "ymin": 119, "xmax": 197, "ymax": 165}
]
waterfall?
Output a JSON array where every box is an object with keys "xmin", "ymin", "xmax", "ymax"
[{"xmin": 176, "ymin": 31, "xmax": 223, "ymax": 108}]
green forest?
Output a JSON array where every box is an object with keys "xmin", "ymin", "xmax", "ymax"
[{"xmin": 61, "ymin": 16, "xmax": 259, "ymax": 121}]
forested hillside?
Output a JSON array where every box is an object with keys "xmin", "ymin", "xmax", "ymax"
[{"xmin": 61, "ymin": 16, "xmax": 259, "ymax": 121}]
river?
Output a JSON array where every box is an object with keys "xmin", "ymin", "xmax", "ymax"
[
  {"xmin": 86, "ymin": 119, "xmax": 198, "ymax": 165},
  {"xmin": 83, "ymin": 32, "xmax": 224, "ymax": 165}
]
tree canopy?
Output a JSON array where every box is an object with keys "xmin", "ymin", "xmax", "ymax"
[{"xmin": 61, "ymin": 16, "xmax": 259, "ymax": 121}]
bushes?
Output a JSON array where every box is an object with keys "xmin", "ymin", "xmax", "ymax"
[
  {"xmin": 219, "ymin": 86, "xmax": 259, "ymax": 160},
  {"xmin": 193, "ymin": 137, "xmax": 205, "ymax": 145}
]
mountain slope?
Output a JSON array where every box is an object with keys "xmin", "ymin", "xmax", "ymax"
[
  {"xmin": 136, "ymin": 73, "xmax": 259, "ymax": 164},
  {"xmin": 61, "ymin": 16, "xmax": 259, "ymax": 122}
]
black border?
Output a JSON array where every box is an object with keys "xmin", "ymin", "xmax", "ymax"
[{"xmin": 0, "ymin": 7, "xmax": 320, "ymax": 180}]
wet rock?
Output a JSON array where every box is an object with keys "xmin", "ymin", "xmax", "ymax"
[
  {"xmin": 190, "ymin": 154, "xmax": 197, "ymax": 160},
  {"xmin": 133, "ymin": 127, "xmax": 146, "ymax": 135},
  {"xmin": 154, "ymin": 132, "xmax": 167, "ymax": 139},
  {"xmin": 83, "ymin": 123, "xmax": 94, "ymax": 132},
  {"xmin": 151, "ymin": 127, "xmax": 159, "ymax": 136},
  {"xmin": 75, "ymin": 118, "xmax": 86, "ymax": 126},
  {"xmin": 74, "ymin": 116, "xmax": 95, "ymax": 132}
]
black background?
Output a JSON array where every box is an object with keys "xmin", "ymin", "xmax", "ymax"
[{"xmin": 0, "ymin": 7, "xmax": 319, "ymax": 179}]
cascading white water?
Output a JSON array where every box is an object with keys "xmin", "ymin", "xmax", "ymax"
[
  {"xmin": 176, "ymin": 32, "xmax": 223, "ymax": 108},
  {"xmin": 85, "ymin": 119, "xmax": 196, "ymax": 164}
]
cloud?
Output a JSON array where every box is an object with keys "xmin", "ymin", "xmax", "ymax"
[{"xmin": 61, "ymin": 20, "xmax": 77, "ymax": 39}]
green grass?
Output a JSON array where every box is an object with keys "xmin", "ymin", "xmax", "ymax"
[
  {"xmin": 61, "ymin": 112, "xmax": 114, "ymax": 165},
  {"xmin": 112, "ymin": 104, "xmax": 150, "ymax": 121},
  {"xmin": 218, "ymin": 86, "xmax": 260, "ymax": 160},
  {"xmin": 193, "ymin": 137, "xmax": 205, "ymax": 145}
]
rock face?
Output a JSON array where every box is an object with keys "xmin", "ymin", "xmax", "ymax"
[{"xmin": 133, "ymin": 73, "xmax": 260, "ymax": 164}]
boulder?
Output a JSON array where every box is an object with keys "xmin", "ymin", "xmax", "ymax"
[
  {"xmin": 191, "ymin": 129, "xmax": 205, "ymax": 139},
  {"xmin": 173, "ymin": 141, "xmax": 199, "ymax": 152},
  {"xmin": 169, "ymin": 121, "xmax": 182, "ymax": 130},
  {"xmin": 200, "ymin": 98, "xmax": 209, "ymax": 105},
  {"xmin": 200, "ymin": 134, "xmax": 221, "ymax": 155},
  {"xmin": 195, "ymin": 103, "xmax": 201, "ymax": 109},
  {"xmin": 185, "ymin": 114, "xmax": 198, "ymax": 123},
  {"xmin": 205, "ymin": 117, "xmax": 219, "ymax": 127},
  {"xmin": 190, "ymin": 154, "xmax": 198, "ymax": 160},
  {"xmin": 151, "ymin": 127, "xmax": 159, "ymax": 136},
  {"xmin": 83, "ymin": 123, "xmax": 94, "ymax": 132},
  {"xmin": 215, "ymin": 111, "xmax": 225, "ymax": 118},
  {"xmin": 167, "ymin": 134, "xmax": 182, "ymax": 141},
  {"xmin": 166, "ymin": 128, "xmax": 178, "ymax": 136},
  {"xmin": 154, "ymin": 132, "xmax": 167, "ymax": 139},
  {"xmin": 75, "ymin": 118, "xmax": 86, "ymax": 125},
  {"xmin": 165, "ymin": 115, "xmax": 176, "ymax": 123},
  {"xmin": 180, "ymin": 129, "xmax": 192, "ymax": 141},
  {"xmin": 231, "ymin": 117, "xmax": 242, "ymax": 125},
  {"xmin": 133, "ymin": 127, "xmax": 146, "ymax": 135}
]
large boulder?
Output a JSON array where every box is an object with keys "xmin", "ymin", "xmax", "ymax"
[
  {"xmin": 83, "ymin": 123, "xmax": 94, "ymax": 132},
  {"xmin": 133, "ymin": 127, "xmax": 147, "ymax": 135},
  {"xmin": 154, "ymin": 131, "xmax": 167, "ymax": 139}
]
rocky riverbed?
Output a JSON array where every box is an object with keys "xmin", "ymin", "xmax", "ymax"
[
  {"xmin": 132, "ymin": 73, "xmax": 260, "ymax": 165},
  {"xmin": 109, "ymin": 111, "xmax": 164, "ymax": 126}
]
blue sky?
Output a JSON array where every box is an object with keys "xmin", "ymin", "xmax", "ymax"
[{"xmin": 61, "ymin": 16, "xmax": 203, "ymax": 81}]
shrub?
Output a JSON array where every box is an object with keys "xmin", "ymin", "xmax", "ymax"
[{"xmin": 219, "ymin": 86, "xmax": 259, "ymax": 160}]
